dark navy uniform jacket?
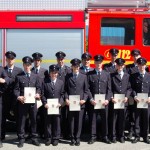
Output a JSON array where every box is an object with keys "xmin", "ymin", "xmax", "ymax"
[
  {"xmin": 65, "ymin": 72, "xmax": 89, "ymax": 108},
  {"xmin": 87, "ymin": 69, "xmax": 112, "ymax": 100}
]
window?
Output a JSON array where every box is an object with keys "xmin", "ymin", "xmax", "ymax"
[
  {"xmin": 101, "ymin": 18, "xmax": 135, "ymax": 45},
  {"xmin": 143, "ymin": 18, "xmax": 150, "ymax": 45}
]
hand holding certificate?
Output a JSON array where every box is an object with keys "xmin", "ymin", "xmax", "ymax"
[
  {"xmin": 114, "ymin": 94, "xmax": 125, "ymax": 109},
  {"xmin": 137, "ymin": 93, "xmax": 148, "ymax": 109},
  {"xmin": 24, "ymin": 87, "xmax": 36, "ymax": 103},
  {"xmin": 69, "ymin": 95, "xmax": 80, "ymax": 111},
  {"xmin": 94, "ymin": 94, "xmax": 105, "ymax": 109},
  {"xmin": 47, "ymin": 99, "xmax": 59, "ymax": 115}
]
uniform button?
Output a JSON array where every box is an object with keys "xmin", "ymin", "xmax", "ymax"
[
  {"xmin": 120, "ymin": 90, "xmax": 121, "ymax": 91},
  {"xmin": 142, "ymin": 83, "xmax": 143, "ymax": 84}
]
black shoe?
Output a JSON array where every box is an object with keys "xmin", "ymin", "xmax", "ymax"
[
  {"xmin": 75, "ymin": 141, "xmax": 80, "ymax": 146},
  {"xmin": 143, "ymin": 138, "xmax": 150, "ymax": 144},
  {"xmin": 120, "ymin": 137, "xmax": 125, "ymax": 143},
  {"xmin": 45, "ymin": 139, "xmax": 51, "ymax": 146},
  {"xmin": 32, "ymin": 139, "xmax": 41, "ymax": 146},
  {"xmin": 132, "ymin": 137, "xmax": 140, "ymax": 143},
  {"xmin": 0, "ymin": 141, "xmax": 3, "ymax": 148},
  {"xmin": 52, "ymin": 140, "xmax": 58, "ymax": 146},
  {"xmin": 111, "ymin": 138, "xmax": 117, "ymax": 143},
  {"xmin": 127, "ymin": 132, "xmax": 133, "ymax": 140},
  {"xmin": 102, "ymin": 138, "xmax": 111, "ymax": 144},
  {"xmin": 17, "ymin": 139, "xmax": 25, "ymax": 148},
  {"xmin": 88, "ymin": 139, "xmax": 96, "ymax": 144},
  {"xmin": 70, "ymin": 140, "xmax": 75, "ymax": 146}
]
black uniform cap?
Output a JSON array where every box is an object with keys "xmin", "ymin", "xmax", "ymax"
[
  {"xmin": 115, "ymin": 58, "xmax": 125, "ymax": 66},
  {"xmin": 22, "ymin": 56, "xmax": 33, "ymax": 65},
  {"xmin": 81, "ymin": 52, "xmax": 92, "ymax": 60},
  {"xmin": 5, "ymin": 51, "xmax": 16, "ymax": 59},
  {"xmin": 109, "ymin": 48, "xmax": 119, "ymax": 56},
  {"xmin": 136, "ymin": 57, "xmax": 147, "ymax": 65},
  {"xmin": 49, "ymin": 64, "xmax": 59, "ymax": 72},
  {"xmin": 70, "ymin": 58, "xmax": 81, "ymax": 66},
  {"xmin": 94, "ymin": 55, "xmax": 104, "ymax": 62},
  {"xmin": 131, "ymin": 49, "xmax": 141, "ymax": 56},
  {"xmin": 55, "ymin": 51, "xmax": 66, "ymax": 59},
  {"xmin": 32, "ymin": 52, "xmax": 43, "ymax": 60}
]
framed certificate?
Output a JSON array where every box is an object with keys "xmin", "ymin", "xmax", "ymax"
[
  {"xmin": 47, "ymin": 99, "xmax": 59, "ymax": 115},
  {"xmin": 114, "ymin": 94, "xmax": 125, "ymax": 109},
  {"xmin": 137, "ymin": 93, "xmax": 148, "ymax": 109},
  {"xmin": 69, "ymin": 95, "xmax": 80, "ymax": 111},
  {"xmin": 94, "ymin": 94, "xmax": 105, "ymax": 109},
  {"xmin": 37, "ymin": 100, "xmax": 43, "ymax": 109},
  {"xmin": 24, "ymin": 87, "xmax": 36, "ymax": 103}
]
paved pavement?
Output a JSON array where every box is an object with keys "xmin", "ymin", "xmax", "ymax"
[{"xmin": 2, "ymin": 133, "xmax": 150, "ymax": 150}]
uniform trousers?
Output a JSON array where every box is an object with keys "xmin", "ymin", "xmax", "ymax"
[
  {"xmin": 68, "ymin": 109, "xmax": 84, "ymax": 141},
  {"xmin": 17, "ymin": 103, "xmax": 38, "ymax": 140}
]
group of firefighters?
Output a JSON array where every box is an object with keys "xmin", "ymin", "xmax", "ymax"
[{"xmin": 0, "ymin": 48, "xmax": 149, "ymax": 148}]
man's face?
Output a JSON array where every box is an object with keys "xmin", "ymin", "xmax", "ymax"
[
  {"xmin": 110, "ymin": 54, "xmax": 118, "ymax": 62},
  {"xmin": 72, "ymin": 65, "xmax": 80, "ymax": 73},
  {"xmin": 116, "ymin": 64, "xmax": 124, "ymax": 71},
  {"xmin": 23, "ymin": 63, "xmax": 32, "ymax": 72},
  {"xmin": 143, "ymin": 22, "xmax": 148, "ymax": 34},
  {"xmin": 132, "ymin": 54, "xmax": 141, "ymax": 63},
  {"xmin": 34, "ymin": 59, "xmax": 41, "ymax": 67},
  {"xmin": 82, "ymin": 59, "xmax": 90, "ymax": 67},
  {"xmin": 6, "ymin": 58, "xmax": 15, "ymax": 66},
  {"xmin": 94, "ymin": 61, "xmax": 103, "ymax": 69},
  {"xmin": 50, "ymin": 71, "xmax": 58, "ymax": 80},
  {"xmin": 57, "ymin": 58, "xmax": 65, "ymax": 66},
  {"xmin": 138, "ymin": 64, "xmax": 146, "ymax": 72}
]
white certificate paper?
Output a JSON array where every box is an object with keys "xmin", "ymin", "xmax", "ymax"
[
  {"xmin": 37, "ymin": 100, "xmax": 43, "ymax": 109},
  {"xmin": 24, "ymin": 87, "xmax": 36, "ymax": 103},
  {"xmin": 47, "ymin": 99, "xmax": 59, "ymax": 115},
  {"xmin": 69, "ymin": 95, "xmax": 80, "ymax": 111},
  {"xmin": 114, "ymin": 94, "xmax": 125, "ymax": 109},
  {"xmin": 137, "ymin": 93, "xmax": 148, "ymax": 109},
  {"xmin": 94, "ymin": 94, "xmax": 105, "ymax": 109}
]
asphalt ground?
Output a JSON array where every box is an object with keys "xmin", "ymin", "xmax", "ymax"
[{"xmin": 1, "ymin": 133, "xmax": 150, "ymax": 150}]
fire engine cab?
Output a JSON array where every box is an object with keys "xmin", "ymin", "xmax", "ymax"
[{"xmin": 88, "ymin": 0, "xmax": 150, "ymax": 65}]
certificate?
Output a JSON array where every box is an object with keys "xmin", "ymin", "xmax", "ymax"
[
  {"xmin": 47, "ymin": 99, "xmax": 59, "ymax": 115},
  {"xmin": 114, "ymin": 94, "xmax": 125, "ymax": 109},
  {"xmin": 137, "ymin": 93, "xmax": 148, "ymax": 109},
  {"xmin": 24, "ymin": 87, "xmax": 36, "ymax": 103},
  {"xmin": 37, "ymin": 100, "xmax": 43, "ymax": 109},
  {"xmin": 94, "ymin": 94, "xmax": 105, "ymax": 109},
  {"xmin": 69, "ymin": 95, "xmax": 80, "ymax": 111}
]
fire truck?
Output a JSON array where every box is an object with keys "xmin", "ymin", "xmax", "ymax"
[
  {"xmin": 88, "ymin": 0, "xmax": 150, "ymax": 66},
  {"xmin": 0, "ymin": 0, "xmax": 150, "ymax": 67}
]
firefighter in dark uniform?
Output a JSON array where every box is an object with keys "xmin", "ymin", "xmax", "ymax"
[
  {"xmin": 31, "ymin": 52, "xmax": 48, "ymax": 138},
  {"xmin": 87, "ymin": 55, "xmax": 111, "ymax": 144},
  {"xmin": 126, "ymin": 49, "xmax": 149, "ymax": 140},
  {"xmin": 55, "ymin": 51, "xmax": 71, "ymax": 139},
  {"xmin": 0, "ymin": 66, "xmax": 9, "ymax": 148},
  {"xmin": 41, "ymin": 64, "xmax": 64, "ymax": 146},
  {"xmin": 103, "ymin": 48, "xmax": 119, "ymax": 74},
  {"xmin": 80, "ymin": 52, "xmax": 93, "ymax": 134},
  {"xmin": 2, "ymin": 51, "xmax": 23, "ymax": 140},
  {"xmin": 14, "ymin": 56, "xmax": 41, "ymax": 148},
  {"xmin": 110, "ymin": 58, "xmax": 132, "ymax": 143},
  {"xmin": 131, "ymin": 57, "xmax": 150, "ymax": 144},
  {"xmin": 65, "ymin": 58, "xmax": 89, "ymax": 146}
]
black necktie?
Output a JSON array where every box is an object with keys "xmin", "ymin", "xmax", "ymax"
[
  {"xmin": 8, "ymin": 69, "xmax": 12, "ymax": 76},
  {"xmin": 140, "ymin": 74, "xmax": 144, "ymax": 79},
  {"xmin": 35, "ymin": 68, "xmax": 38, "ymax": 74},
  {"xmin": 51, "ymin": 81, "xmax": 55, "ymax": 89},
  {"xmin": 98, "ymin": 71, "xmax": 101, "ymax": 79},
  {"xmin": 119, "ymin": 73, "xmax": 122, "ymax": 80},
  {"xmin": 74, "ymin": 74, "xmax": 77, "ymax": 80},
  {"xmin": 26, "ymin": 73, "xmax": 30, "ymax": 79},
  {"xmin": 86, "ymin": 68, "xmax": 89, "ymax": 72}
]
